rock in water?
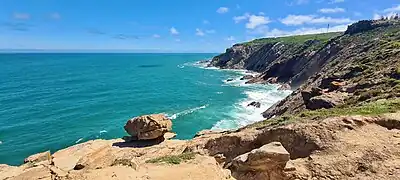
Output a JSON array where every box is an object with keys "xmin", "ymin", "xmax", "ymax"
[
  {"xmin": 247, "ymin": 101, "xmax": 261, "ymax": 108},
  {"xmin": 124, "ymin": 114, "xmax": 172, "ymax": 140},
  {"xmin": 240, "ymin": 75, "xmax": 254, "ymax": 80}
]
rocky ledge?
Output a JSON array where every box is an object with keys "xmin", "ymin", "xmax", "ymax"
[{"xmin": 1, "ymin": 112, "xmax": 400, "ymax": 180}]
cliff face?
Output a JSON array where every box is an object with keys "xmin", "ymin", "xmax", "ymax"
[{"xmin": 210, "ymin": 19, "xmax": 400, "ymax": 119}]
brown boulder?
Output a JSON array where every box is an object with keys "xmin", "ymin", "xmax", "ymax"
[
  {"xmin": 124, "ymin": 114, "xmax": 172, "ymax": 140},
  {"xmin": 230, "ymin": 142, "xmax": 290, "ymax": 180},
  {"xmin": 247, "ymin": 101, "xmax": 261, "ymax": 108}
]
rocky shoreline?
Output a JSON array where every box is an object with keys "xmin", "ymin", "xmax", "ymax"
[{"xmin": 2, "ymin": 19, "xmax": 400, "ymax": 180}]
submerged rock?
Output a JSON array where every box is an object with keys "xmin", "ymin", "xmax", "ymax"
[
  {"xmin": 124, "ymin": 114, "xmax": 172, "ymax": 140},
  {"xmin": 226, "ymin": 78, "xmax": 234, "ymax": 82},
  {"xmin": 247, "ymin": 101, "xmax": 261, "ymax": 108}
]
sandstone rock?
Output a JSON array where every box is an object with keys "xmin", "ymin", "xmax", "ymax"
[
  {"xmin": 231, "ymin": 142, "xmax": 290, "ymax": 172},
  {"xmin": 164, "ymin": 132, "xmax": 176, "ymax": 140},
  {"xmin": 240, "ymin": 75, "xmax": 254, "ymax": 80},
  {"xmin": 124, "ymin": 114, "xmax": 172, "ymax": 140},
  {"xmin": 230, "ymin": 142, "xmax": 290, "ymax": 180},
  {"xmin": 10, "ymin": 165, "xmax": 52, "ymax": 180},
  {"xmin": 24, "ymin": 150, "xmax": 51, "ymax": 164},
  {"xmin": 247, "ymin": 101, "xmax": 261, "ymax": 108},
  {"xmin": 52, "ymin": 139, "xmax": 112, "ymax": 172}
]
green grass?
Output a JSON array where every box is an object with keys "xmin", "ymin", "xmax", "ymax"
[
  {"xmin": 241, "ymin": 32, "xmax": 342, "ymax": 46},
  {"xmin": 145, "ymin": 152, "xmax": 196, "ymax": 165},
  {"xmin": 249, "ymin": 98, "xmax": 400, "ymax": 129}
]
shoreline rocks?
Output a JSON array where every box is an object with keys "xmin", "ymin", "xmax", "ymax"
[{"xmin": 247, "ymin": 101, "xmax": 261, "ymax": 108}]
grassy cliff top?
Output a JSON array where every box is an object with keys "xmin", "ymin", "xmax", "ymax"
[{"xmin": 241, "ymin": 32, "xmax": 342, "ymax": 46}]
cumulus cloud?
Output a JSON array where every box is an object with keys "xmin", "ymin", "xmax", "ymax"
[
  {"xmin": 280, "ymin": 15, "xmax": 353, "ymax": 25},
  {"xmin": 13, "ymin": 13, "xmax": 30, "ymax": 20},
  {"xmin": 217, "ymin": 7, "xmax": 229, "ymax": 14},
  {"xmin": 289, "ymin": 0, "xmax": 310, "ymax": 5},
  {"xmin": 246, "ymin": 15, "xmax": 271, "ymax": 29},
  {"xmin": 233, "ymin": 13, "xmax": 250, "ymax": 23},
  {"xmin": 383, "ymin": 5, "xmax": 400, "ymax": 13},
  {"xmin": 319, "ymin": 8, "xmax": 345, "ymax": 13},
  {"xmin": 234, "ymin": 13, "xmax": 271, "ymax": 29},
  {"xmin": 195, "ymin": 28, "xmax": 205, "ymax": 36},
  {"xmin": 170, "ymin": 27, "xmax": 179, "ymax": 35}
]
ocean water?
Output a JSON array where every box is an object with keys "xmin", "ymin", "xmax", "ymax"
[{"xmin": 0, "ymin": 53, "xmax": 291, "ymax": 165}]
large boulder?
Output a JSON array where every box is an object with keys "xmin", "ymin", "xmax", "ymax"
[
  {"xmin": 230, "ymin": 142, "xmax": 290, "ymax": 180},
  {"xmin": 124, "ymin": 114, "xmax": 172, "ymax": 140},
  {"xmin": 306, "ymin": 92, "xmax": 346, "ymax": 110}
]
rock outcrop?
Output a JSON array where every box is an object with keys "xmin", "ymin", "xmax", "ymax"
[
  {"xmin": 230, "ymin": 142, "xmax": 290, "ymax": 180},
  {"xmin": 124, "ymin": 114, "xmax": 172, "ymax": 140},
  {"xmin": 209, "ymin": 19, "xmax": 400, "ymax": 119},
  {"xmin": 247, "ymin": 101, "xmax": 261, "ymax": 108}
]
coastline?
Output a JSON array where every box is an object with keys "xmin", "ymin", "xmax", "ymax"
[{"xmin": 191, "ymin": 60, "xmax": 292, "ymax": 130}]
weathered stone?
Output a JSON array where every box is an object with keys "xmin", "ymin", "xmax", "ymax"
[
  {"xmin": 124, "ymin": 114, "xmax": 172, "ymax": 140},
  {"xmin": 164, "ymin": 132, "xmax": 177, "ymax": 140},
  {"xmin": 307, "ymin": 93, "xmax": 346, "ymax": 110},
  {"xmin": 24, "ymin": 151, "xmax": 51, "ymax": 164},
  {"xmin": 231, "ymin": 142, "xmax": 290, "ymax": 172}
]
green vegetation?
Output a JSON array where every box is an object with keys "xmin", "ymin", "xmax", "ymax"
[
  {"xmin": 241, "ymin": 32, "xmax": 342, "ymax": 46},
  {"xmin": 249, "ymin": 98, "xmax": 400, "ymax": 129},
  {"xmin": 145, "ymin": 152, "xmax": 196, "ymax": 165}
]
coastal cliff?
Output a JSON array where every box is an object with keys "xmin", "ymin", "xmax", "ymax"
[
  {"xmin": 2, "ymin": 19, "xmax": 400, "ymax": 180},
  {"xmin": 210, "ymin": 19, "xmax": 400, "ymax": 119}
]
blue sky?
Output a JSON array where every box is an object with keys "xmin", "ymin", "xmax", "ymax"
[{"xmin": 0, "ymin": 0, "xmax": 399, "ymax": 52}]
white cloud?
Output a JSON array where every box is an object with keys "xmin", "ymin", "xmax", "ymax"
[
  {"xmin": 153, "ymin": 34, "xmax": 160, "ymax": 38},
  {"xmin": 217, "ymin": 7, "xmax": 229, "ymax": 14},
  {"xmin": 246, "ymin": 15, "xmax": 271, "ymax": 29},
  {"xmin": 280, "ymin": 15, "xmax": 353, "ymax": 26},
  {"xmin": 249, "ymin": 24, "xmax": 348, "ymax": 38},
  {"xmin": 13, "ymin": 13, "xmax": 30, "ymax": 20},
  {"xmin": 384, "ymin": 5, "xmax": 400, "ymax": 13},
  {"xmin": 290, "ymin": 0, "xmax": 310, "ymax": 5},
  {"xmin": 225, "ymin": 36, "xmax": 235, "ymax": 41},
  {"xmin": 319, "ymin": 8, "xmax": 345, "ymax": 13},
  {"xmin": 233, "ymin": 13, "xmax": 250, "ymax": 23},
  {"xmin": 195, "ymin": 28, "xmax": 205, "ymax": 36},
  {"xmin": 170, "ymin": 27, "xmax": 179, "ymax": 35},
  {"xmin": 330, "ymin": 0, "xmax": 345, "ymax": 3},
  {"xmin": 234, "ymin": 13, "xmax": 271, "ymax": 29}
]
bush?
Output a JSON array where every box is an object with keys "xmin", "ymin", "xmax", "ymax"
[{"xmin": 145, "ymin": 153, "xmax": 196, "ymax": 164}]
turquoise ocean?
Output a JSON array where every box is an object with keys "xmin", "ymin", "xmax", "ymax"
[{"xmin": 0, "ymin": 53, "xmax": 290, "ymax": 165}]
